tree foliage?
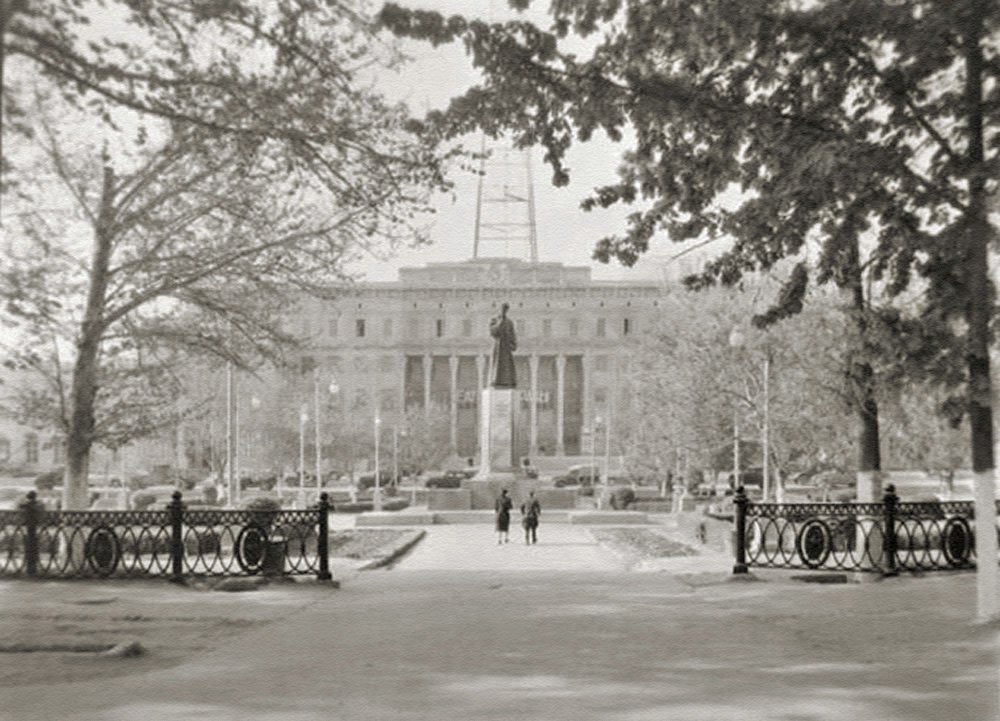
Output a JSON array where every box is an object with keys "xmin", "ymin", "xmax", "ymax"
[
  {"xmin": 2, "ymin": 0, "xmax": 450, "ymax": 506},
  {"xmin": 380, "ymin": 0, "xmax": 999, "ymax": 475}
]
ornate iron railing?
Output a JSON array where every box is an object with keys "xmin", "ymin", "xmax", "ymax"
[
  {"xmin": 732, "ymin": 485, "xmax": 988, "ymax": 574},
  {"xmin": 0, "ymin": 491, "xmax": 332, "ymax": 582}
]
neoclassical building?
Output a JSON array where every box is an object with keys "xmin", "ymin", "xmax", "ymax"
[{"xmin": 295, "ymin": 257, "xmax": 666, "ymax": 462}]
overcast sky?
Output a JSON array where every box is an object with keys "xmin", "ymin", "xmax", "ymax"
[{"xmin": 352, "ymin": 0, "xmax": 688, "ymax": 282}]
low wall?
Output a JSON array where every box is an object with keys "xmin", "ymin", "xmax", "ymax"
[{"xmin": 428, "ymin": 489, "xmax": 472, "ymax": 511}]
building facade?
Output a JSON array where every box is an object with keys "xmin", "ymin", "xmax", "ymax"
[{"xmin": 296, "ymin": 258, "xmax": 665, "ymax": 463}]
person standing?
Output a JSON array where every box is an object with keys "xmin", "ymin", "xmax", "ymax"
[
  {"xmin": 521, "ymin": 490, "xmax": 541, "ymax": 545},
  {"xmin": 495, "ymin": 488, "xmax": 513, "ymax": 544}
]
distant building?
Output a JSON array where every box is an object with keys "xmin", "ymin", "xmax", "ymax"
[{"xmin": 293, "ymin": 257, "xmax": 666, "ymax": 462}]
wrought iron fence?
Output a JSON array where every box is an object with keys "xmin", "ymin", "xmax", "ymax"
[
  {"xmin": 732, "ymin": 484, "xmax": 988, "ymax": 574},
  {"xmin": 0, "ymin": 491, "xmax": 332, "ymax": 582}
]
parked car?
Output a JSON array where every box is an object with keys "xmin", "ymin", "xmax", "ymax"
[
  {"xmin": 425, "ymin": 470, "xmax": 467, "ymax": 488},
  {"xmin": 358, "ymin": 471, "xmax": 395, "ymax": 489}
]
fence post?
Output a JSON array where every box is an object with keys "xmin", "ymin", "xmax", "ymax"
[
  {"xmin": 317, "ymin": 492, "xmax": 332, "ymax": 582},
  {"xmin": 882, "ymin": 484, "xmax": 899, "ymax": 577},
  {"xmin": 168, "ymin": 491, "xmax": 185, "ymax": 584},
  {"xmin": 733, "ymin": 486, "xmax": 749, "ymax": 574},
  {"xmin": 22, "ymin": 491, "xmax": 41, "ymax": 577}
]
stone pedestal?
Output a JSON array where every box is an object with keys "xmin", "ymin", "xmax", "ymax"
[{"xmin": 477, "ymin": 388, "xmax": 517, "ymax": 476}]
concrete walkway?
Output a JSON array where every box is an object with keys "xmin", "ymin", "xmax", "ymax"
[
  {"xmin": 391, "ymin": 523, "xmax": 626, "ymax": 572},
  {"xmin": 2, "ymin": 571, "xmax": 996, "ymax": 721},
  {"xmin": 1, "ymin": 517, "xmax": 997, "ymax": 721}
]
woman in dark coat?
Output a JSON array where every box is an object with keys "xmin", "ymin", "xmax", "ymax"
[{"xmin": 495, "ymin": 488, "xmax": 513, "ymax": 544}]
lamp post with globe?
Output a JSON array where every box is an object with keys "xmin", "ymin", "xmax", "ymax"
[
  {"xmin": 373, "ymin": 414, "xmax": 383, "ymax": 512},
  {"xmin": 314, "ymin": 375, "xmax": 338, "ymax": 496}
]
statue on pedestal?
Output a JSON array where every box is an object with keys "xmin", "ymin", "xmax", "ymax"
[{"xmin": 490, "ymin": 302, "xmax": 517, "ymax": 388}]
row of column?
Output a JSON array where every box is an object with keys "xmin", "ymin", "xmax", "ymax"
[{"xmin": 402, "ymin": 352, "xmax": 612, "ymax": 457}]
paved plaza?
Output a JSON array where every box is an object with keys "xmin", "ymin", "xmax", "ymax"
[{"xmin": 0, "ymin": 523, "xmax": 997, "ymax": 721}]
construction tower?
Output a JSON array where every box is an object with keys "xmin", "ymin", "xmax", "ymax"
[{"xmin": 472, "ymin": 140, "xmax": 539, "ymax": 262}]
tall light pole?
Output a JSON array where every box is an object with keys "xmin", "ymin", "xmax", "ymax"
[
  {"xmin": 763, "ymin": 350, "xmax": 772, "ymax": 502},
  {"xmin": 314, "ymin": 375, "xmax": 338, "ymax": 496},
  {"xmin": 592, "ymin": 415, "xmax": 602, "ymax": 508},
  {"xmin": 225, "ymin": 362, "xmax": 235, "ymax": 508},
  {"xmin": 373, "ymin": 414, "xmax": 383, "ymax": 512},
  {"xmin": 299, "ymin": 404, "xmax": 308, "ymax": 494},
  {"xmin": 603, "ymin": 410, "xmax": 612, "ymax": 496}
]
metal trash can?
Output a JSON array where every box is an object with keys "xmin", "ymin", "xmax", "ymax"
[{"xmin": 262, "ymin": 537, "xmax": 287, "ymax": 576}]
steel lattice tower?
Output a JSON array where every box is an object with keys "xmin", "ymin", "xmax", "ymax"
[{"xmin": 472, "ymin": 140, "xmax": 539, "ymax": 262}]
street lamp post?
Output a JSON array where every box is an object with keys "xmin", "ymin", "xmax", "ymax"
[
  {"xmin": 299, "ymin": 405, "xmax": 308, "ymax": 496},
  {"xmin": 592, "ymin": 415, "xmax": 602, "ymax": 508},
  {"xmin": 373, "ymin": 414, "xmax": 382, "ymax": 512},
  {"xmin": 603, "ymin": 410, "xmax": 612, "ymax": 496},
  {"xmin": 225, "ymin": 362, "xmax": 235, "ymax": 508},
  {"xmin": 314, "ymin": 376, "xmax": 338, "ymax": 499}
]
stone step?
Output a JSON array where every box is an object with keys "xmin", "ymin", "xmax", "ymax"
[
  {"xmin": 355, "ymin": 511, "xmax": 436, "ymax": 527},
  {"xmin": 353, "ymin": 509, "xmax": 652, "ymax": 526}
]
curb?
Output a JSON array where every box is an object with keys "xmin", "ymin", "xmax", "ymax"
[{"xmin": 359, "ymin": 529, "xmax": 427, "ymax": 571}]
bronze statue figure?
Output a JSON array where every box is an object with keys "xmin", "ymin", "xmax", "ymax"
[{"xmin": 490, "ymin": 302, "xmax": 517, "ymax": 388}]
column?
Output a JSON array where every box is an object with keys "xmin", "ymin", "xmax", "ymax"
[
  {"xmin": 555, "ymin": 354, "xmax": 566, "ymax": 456},
  {"xmin": 449, "ymin": 354, "xmax": 459, "ymax": 452},
  {"xmin": 529, "ymin": 353, "xmax": 539, "ymax": 456},
  {"xmin": 582, "ymin": 353, "xmax": 592, "ymax": 444},
  {"xmin": 476, "ymin": 354, "xmax": 485, "ymax": 390},
  {"xmin": 475, "ymin": 354, "xmax": 486, "ymax": 468},
  {"xmin": 423, "ymin": 353, "xmax": 432, "ymax": 415}
]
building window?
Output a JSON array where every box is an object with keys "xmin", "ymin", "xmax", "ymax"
[
  {"xmin": 436, "ymin": 319, "xmax": 445, "ymax": 338},
  {"xmin": 568, "ymin": 318, "xmax": 580, "ymax": 337},
  {"xmin": 0, "ymin": 436, "xmax": 10, "ymax": 464},
  {"xmin": 25, "ymin": 433, "xmax": 38, "ymax": 464},
  {"xmin": 328, "ymin": 318, "xmax": 338, "ymax": 337},
  {"xmin": 596, "ymin": 318, "xmax": 606, "ymax": 338},
  {"xmin": 542, "ymin": 319, "xmax": 552, "ymax": 337},
  {"xmin": 623, "ymin": 318, "xmax": 632, "ymax": 336},
  {"xmin": 383, "ymin": 318, "xmax": 393, "ymax": 339},
  {"xmin": 52, "ymin": 436, "xmax": 65, "ymax": 464},
  {"xmin": 594, "ymin": 387, "xmax": 608, "ymax": 404},
  {"xmin": 462, "ymin": 318, "xmax": 472, "ymax": 337},
  {"xmin": 355, "ymin": 319, "xmax": 366, "ymax": 338},
  {"xmin": 594, "ymin": 355, "xmax": 609, "ymax": 372}
]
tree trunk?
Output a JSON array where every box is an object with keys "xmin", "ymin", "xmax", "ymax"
[
  {"xmin": 961, "ymin": 0, "xmax": 997, "ymax": 621},
  {"xmin": 62, "ymin": 163, "xmax": 116, "ymax": 510},
  {"xmin": 844, "ymin": 241, "xmax": 882, "ymax": 502}
]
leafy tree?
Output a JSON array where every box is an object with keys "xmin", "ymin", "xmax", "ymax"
[
  {"xmin": 2, "ymin": 2, "xmax": 449, "ymax": 508},
  {"xmin": 379, "ymin": 1, "xmax": 999, "ymax": 501},
  {"xmin": 619, "ymin": 279, "xmax": 858, "ymax": 494},
  {"xmin": 397, "ymin": 402, "xmax": 452, "ymax": 477}
]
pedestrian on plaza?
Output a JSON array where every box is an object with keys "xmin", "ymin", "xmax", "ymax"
[
  {"xmin": 521, "ymin": 490, "xmax": 541, "ymax": 545},
  {"xmin": 495, "ymin": 488, "xmax": 513, "ymax": 544}
]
